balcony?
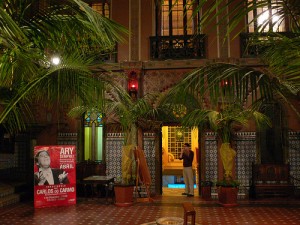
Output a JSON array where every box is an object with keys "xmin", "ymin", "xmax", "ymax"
[
  {"xmin": 92, "ymin": 45, "xmax": 118, "ymax": 63},
  {"xmin": 240, "ymin": 32, "xmax": 297, "ymax": 58},
  {"xmin": 150, "ymin": 35, "xmax": 206, "ymax": 60}
]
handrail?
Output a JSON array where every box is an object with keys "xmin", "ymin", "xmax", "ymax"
[
  {"xmin": 149, "ymin": 34, "xmax": 206, "ymax": 60},
  {"xmin": 240, "ymin": 32, "xmax": 298, "ymax": 58}
]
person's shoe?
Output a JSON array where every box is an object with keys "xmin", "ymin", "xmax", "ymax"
[
  {"xmin": 182, "ymin": 193, "xmax": 188, "ymax": 195},
  {"xmin": 187, "ymin": 194, "xmax": 194, "ymax": 197}
]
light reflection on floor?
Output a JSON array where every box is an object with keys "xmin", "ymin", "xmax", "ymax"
[{"xmin": 162, "ymin": 187, "xmax": 199, "ymax": 196}]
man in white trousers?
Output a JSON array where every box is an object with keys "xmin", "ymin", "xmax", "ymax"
[{"xmin": 179, "ymin": 143, "xmax": 194, "ymax": 197}]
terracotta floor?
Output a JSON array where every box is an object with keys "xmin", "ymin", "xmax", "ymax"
[{"xmin": 1, "ymin": 188, "xmax": 300, "ymax": 225}]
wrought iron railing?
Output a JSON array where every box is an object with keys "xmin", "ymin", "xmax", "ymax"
[
  {"xmin": 150, "ymin": 34, "xmax": 206, "ymax": 60},
  {"xmin": 240, "ymin": 32, "xmax": 297, "ymax": 58},
  {"xmin": 96, "ymin": 46, "xmax": 118, "ymax": 63}
]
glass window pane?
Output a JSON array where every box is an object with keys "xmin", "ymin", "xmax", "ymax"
[
  {"xmin": 92, "ymin": 2, "xmax": 110, "ymax": 18},
  {"xmin": 248, "ymin": 0, "xmax": 285, "ymax": 32},
  {"xmin": 161, "ymin": 0, "xmax": 194, "ymax": 36},
  {"xmin": 84, "ymin": 112, "xmax": 103, "ymax": 161}
]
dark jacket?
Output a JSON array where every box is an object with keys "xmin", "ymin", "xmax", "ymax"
[
  {"xmin": 34, "ymin": 168, "xmax": 70, "ymax": 185},
  {"xmin": 179, "ymin": 151, "xmax": 194, "ymax": 167}
]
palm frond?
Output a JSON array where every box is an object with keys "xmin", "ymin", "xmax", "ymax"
[
  {"xmin": 164, "ymin": 63, "xmax": 274, "ymax": 110},
  {"xmin": 0, "ymin": 0, "xmax": 128, "ymax": 132}
]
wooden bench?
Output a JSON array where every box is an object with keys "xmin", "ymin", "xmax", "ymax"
[
  {"xmin": 250, "ymin": 163, "xmax": 295, "ymax": 198},
  {"xmin": 182, "ymin": 202, "xmax": 195, "ymax": 225}
]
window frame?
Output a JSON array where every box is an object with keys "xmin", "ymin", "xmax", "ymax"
[
  {"xmin": 158, "ymin": 0, "xmax": 200, "ymax": 37},
  {"xmin": 247, "ymin": 0, "xmax": 287, "ymax": 33},
  {"xmin": 89, "ymin": 0, "xmax": 111, "ymax": 18}
]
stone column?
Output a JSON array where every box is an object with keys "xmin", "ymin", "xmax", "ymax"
[{"xmin": 129, "ymin": 0, "xmax": 141, "ymax": 61}]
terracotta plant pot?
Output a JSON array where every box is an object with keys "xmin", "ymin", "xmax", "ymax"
[
  {"xmin": 114, "ymin": 184, "xmax": 134, "ymax": 207},
  {"xmin": 217, "ymin": 186, "xmax": 238, "ymax": 207}
]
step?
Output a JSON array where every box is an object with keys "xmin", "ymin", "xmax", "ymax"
[
  {"xmin": 0, "ymin": 181, "xmax": 31, "ymax": 208},
  {"xmin": 0, "ymin": 184, "xmax": 15, "ymax": 198},
  {"xmin": 0, "ymin": 193, "xmax": 20, "ymax": 207}
]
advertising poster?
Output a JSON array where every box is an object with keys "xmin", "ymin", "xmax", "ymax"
[{"xmin": 34, "ymin": 145, "xmax": 76, "ymax": 208}]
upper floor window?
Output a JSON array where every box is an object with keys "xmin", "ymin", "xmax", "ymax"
[
  {"xmin": 90, "ymin": 1, "xmax": 110, "ymax": 18},
  {"xmin": 161, "ymin": 0, "xmax": 199, "ymax": 36},
  {"xmin": 247, "ymin": 0, "xmax": 286, "ymax": 32}
]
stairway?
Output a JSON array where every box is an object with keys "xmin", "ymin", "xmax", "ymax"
[{"xmin": 0, "ymin": 182, "xmax": 32, "ymax": 207}]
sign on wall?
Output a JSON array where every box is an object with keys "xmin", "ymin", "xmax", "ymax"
[{"xmin": 34, "ymin": 145, "xmax": 76, "ymax": 208}]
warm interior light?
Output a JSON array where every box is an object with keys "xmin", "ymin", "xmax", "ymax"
[
  {"xmin": 258, "ymin": 11, "xmax": 269, "ymax": 26},
  {"xmin": 258, "ymin": 11, "xmax": 279, "ymax": 26}
]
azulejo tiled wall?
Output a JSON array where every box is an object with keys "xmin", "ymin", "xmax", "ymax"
[
  {"xmin": 204, "ymin": 132, "xmax": 256, "ymax": 196},
  {"xmin": 105, "ymin": 133, "xmax": 124, "ymax": 180},
  {"xmin": 143, "ymin": 133, "xmax": 156, "ymax": 194},
  {"xmin": 235, "ymin": 132, "xmax": 256, "ymax": 195},
  {"xmin": 104, "ymin": 131, "xmax": 300, "ymax": 197},
  {"xmin": 204, "ymin": 132, "xmax": 218, "ymax": 185},
  {"xmin": 204, "ymin": 131, "xmax": 300, "ymax": 196},
  {"xmin": 105, "ymin": 132, "xmax": 157, "ymax": 194},
  {"xmin": 289, "ymin": 132, "xmax": 300, "ymax": 187}
]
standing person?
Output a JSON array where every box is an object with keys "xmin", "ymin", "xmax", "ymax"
[
  {"xmin": 179, "ymin": 143, "xmax": 194, "ymax": 197},
  {"xmin": 34, "ymin": 150, "xmax": 69, "ymax": 185}
]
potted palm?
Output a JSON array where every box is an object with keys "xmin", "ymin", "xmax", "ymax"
[
  {"xmin": 181, "ymin": 102, "xmax": 271, "ymax": 206},
  {"xmin": 69, "ymin": 81, "xmax": 160, "ymax": 206},
  {"xmin": 105, "ymin": 88, "xmax": 158, "ymax": 206}
]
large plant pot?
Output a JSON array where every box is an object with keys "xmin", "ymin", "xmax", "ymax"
[
  {"xmin": 217, "ymin": 186, "xmax": 238, "ymax": 207},
  {"xmin": 114, "ymin": 184, "xmax": 134, "ymax": 207}
]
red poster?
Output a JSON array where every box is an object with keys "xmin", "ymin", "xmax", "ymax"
[{"xmin": 34, "ymin": 145, "xmax": 76, "ymax": 208}]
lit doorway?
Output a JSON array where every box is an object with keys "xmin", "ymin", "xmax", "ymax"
[{"xmin": 161, "ymin": 126, "xmax": 199, "ymax": 196}]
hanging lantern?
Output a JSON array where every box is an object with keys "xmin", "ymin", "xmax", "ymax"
[{"xmin": 128, "ymin": 70, "xmax": 138, "ymax": 98}]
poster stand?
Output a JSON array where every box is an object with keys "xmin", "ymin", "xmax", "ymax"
[{"xmin": 33, "ymin": 145, "xmax": 76, "ymax": 208}]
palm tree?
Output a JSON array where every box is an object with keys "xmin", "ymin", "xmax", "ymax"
[
  {"xmin": 194, "ymin": 0, "xmax": 300, "ymax": 110},
  {"xmin": 68, "ymin": 81, "xmax": 164, "ymax": 184},
  {"xmin": 183, "ymin": 102, "xmax": 270, "ymax": 180},
  {"xmin": 0, "ymin": 0, "xmax": 128, "ymax": 133},
  {"xmin": 162, "ymin": 71, "xmax": 271, "ymax": 181},
  {"xmin": 104, "ymin": 89, "xmax": 161, "ymax": 184}
]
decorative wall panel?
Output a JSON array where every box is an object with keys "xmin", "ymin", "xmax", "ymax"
[
  {"xmin": 204, "ymin": 132, "xmax": 218, "ymax": 185},
  {"xmin": 143, "ymin": 70, "xmax": 188, "ymax": 94},
  {"xmin": 143, "ymin": 133, "xmax": 156, "ymax": 194},
  {"xmin": 105, "ymin": 133, "xmax": 124, "ymax": 180},
  {"xmin": 204, "ymin": 132, "xmax": 256, "ymax": 196},
  {"xmin": 105, "ymin": 132, "xmax": 157, "ymax": 194},
  {"xmin": 289, "ymin": 132, "xmax": 300, "ymax": 187},
  {"xmin": 235, "ymin": 132, "xmax": 256, "ymax": 195}
]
